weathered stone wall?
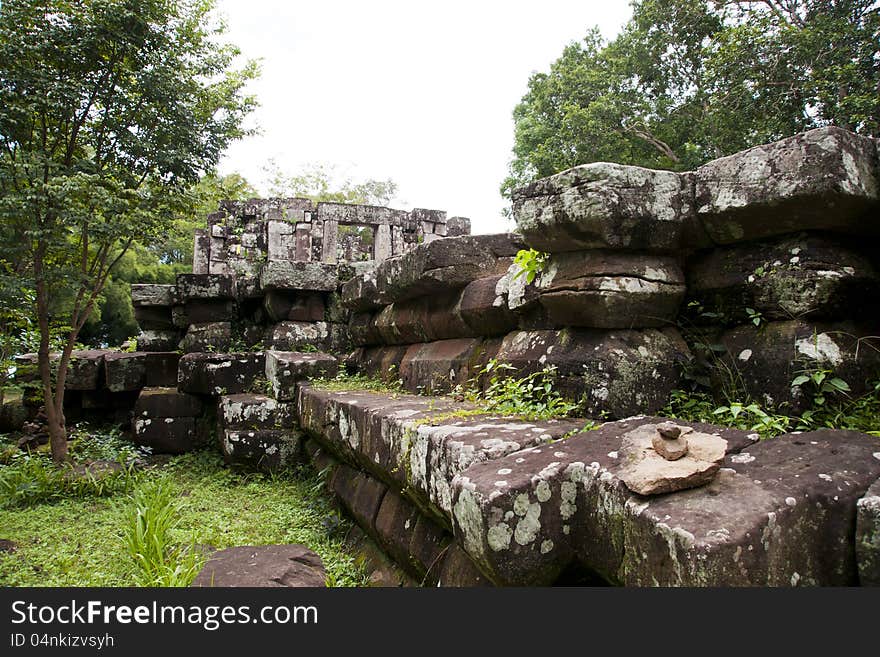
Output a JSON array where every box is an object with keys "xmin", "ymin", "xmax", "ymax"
[{"xmin": 342, "ymin": 126, "xmax": 880, "ymax": 416}]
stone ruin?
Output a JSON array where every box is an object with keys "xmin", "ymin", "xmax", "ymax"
[{"xmin": 8, "ymin": 126, "xmax": 880, "ymax": 586}]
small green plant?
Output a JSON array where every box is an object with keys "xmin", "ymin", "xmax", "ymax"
[
  {"xmin": 791, "ymin": 368, "xmax": 850, "ymax": 408},
  {"xmin": 465, "ymin": 359, "xmax": 579, "ymax": 420},
  {"xmin": 512, "ymin": 248, "xmax": 549, "ymax": 284},
  {"xmin": 745, "ymin": 307, "xmax": 764, "ymax": 327},
  {"xmin": 122, "ymin": 478, "xmax": 204, "ymax": 587}
]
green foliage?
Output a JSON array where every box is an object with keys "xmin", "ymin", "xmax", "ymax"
[
  {"xmin": 503, "ymin": 0, "xmax": 880, "ymax": 196},
  {"xmin": 791, "ymin": 368, "xmax": 851, "ymax": 407},
  {"xmin": 0, "ymin": 443, "xmax": 370, "ymax": 586},
  {"xmin": 122, "ymin": 477, "xmax": 204, "ymax": 587},
  {"xmin": 0, "ymin": 454, "xmax": 136, "ymax": 508},
  {"xmin": 465, "ymin": 359, "xmax": 580, "ymax": 421},
  {"xmin": 512, "ymin": 249, "xmax": 550, "ymax": 284},
  {"xmin": 313, "ymin": 366, "xmax": 404, "ymax": 394},
  {"xmin": 264, "ymin": 160, "xmax": 398, "ymax": 207},
  {"xmin": 0, "ymin": 0, "xmax": 259, "ymax": 456}
]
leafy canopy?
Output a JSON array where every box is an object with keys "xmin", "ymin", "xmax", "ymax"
[{"xmin": 503, "ymin": 0, "xmax": 880, "ymax": 196}]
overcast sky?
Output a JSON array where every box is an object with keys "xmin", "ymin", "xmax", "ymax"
[{"xmin": 215, "ymin": 1, "xmax": 633, "ymax": 234}]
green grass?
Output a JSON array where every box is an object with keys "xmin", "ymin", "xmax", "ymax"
[{"xmin": 0, "ymin": 426, "xmax": 370, "ymax": 587}]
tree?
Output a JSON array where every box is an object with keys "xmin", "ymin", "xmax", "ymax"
[
  {"xmin": 0, "ymin": 0, "xmax": 258, "ymax": 461},
  {"xmin": 503, "ymin": 0, "xmax": 880, "ymax": 195},
  {"xmin": 264, "ymin": 160, "xmax": 399, "ymax": 206}
]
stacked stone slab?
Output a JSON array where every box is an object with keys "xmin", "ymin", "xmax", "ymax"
[
  {"xmin": 132, "ymin": 284, "xmax": 181, "ymax": 351},
  {"xmin": 132, "ymin": 199, "xmax": 469, "ymax": 358},
  {"xmin": 132, "ymin": 387, "xmax": 205, "ymax": 454},
  {"xmin": 341, "ymin": 204, "xmax": 691, "ymax": 416},
  {"xmin": 12, "ymin": 349, "xmax": 178, "ymax": 424},
  {"xmin": 293, "ymin": 382, "xmax": 880, "ymax": 586},
  {"xmin": 509, "ymin": 126, "xmax": 880, "ymax": 412}
]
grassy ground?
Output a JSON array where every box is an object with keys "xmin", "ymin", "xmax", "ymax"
[{"xmin": 0, "ymin": 427, "xmax": 370, "ymax": 587}]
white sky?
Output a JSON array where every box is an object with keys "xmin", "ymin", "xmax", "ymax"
[{"xmin": 215, "ymin": 1, "xmax": 633, "ymax": 234}]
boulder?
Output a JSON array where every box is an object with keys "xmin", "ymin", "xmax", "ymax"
[
  {"xmin": 259, "ymin": 261, "xmax": 339, "ymax": 292},
  {"xmin": 695, "ymin": 126, "xmax": 880, "ymax": 244},
  {"xmin": 857, "ymin": 477, "xmax": 880, "ymax": 586},
  {"xmin": 265, "ymin": 351, "xmax": 338, "ymax": 401},
  {"xmin": 181, "ymin": 322, "xmax": 232, "ymax": 353},
  {"xmin": 177, "ymin": 352, "xmax": 266, "ymax": 395},
  {"xmin": 686, "ymin": 233, "xmax": 880, "ymax": 325},
  {"xmin": 533, "ymin": 251, "xmax": 686, "ymax": 328},
  {"xmin": 191, "ymin": 545, "xmax": 326, "ymax": 587},
  {"xmin": 176, "ymin": 273, "xmax": 235, "ymax": 300},
  {"xmin": 512, "ymin": 162, "xmax": 693, "ymax": 252},
  {"xmin": 494, "ymin": 328, "xmax": 692, "ymax": 418},
  {"xmin": 715, "ymin": 320, "xmax": 880, "ymax": 411}
]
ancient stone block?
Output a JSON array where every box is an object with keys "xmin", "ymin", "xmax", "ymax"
[
  {"xmin": 218, "ymin": 393, "xmax": 294, "ymax": 430},
  {"xmin": 330, "ymin": 465, "xmax": 388, "ymax": 534},
  {"xmin": 531, "ymin": 251, "xmax": 686, "ymax": 328},
  {"xmin": 340, "ymin": 265, "xmax": 382, "ymax": 312},
  {"xmin": 437, "ymin": 543, "xmax": 492, "ymax": 587},
  {"xmin": 104, "ymin": 352, "xmax": 147, "ymax": 392},
  {"xmin": 193, "ymin": 229, "xmax": 210, "ymax": 275},
  {"xmin": 346, "ymin": 345, "xmax": 409, "ymax": 382},
  {"xmin": 264, "ymin": 321, "xmax": 348, "ymax": 353},
  {"xmin": 145, "ymin": 352, "xmax": 180, "ymax": 387},
  {"xmin": 134, "ymin": 306, "xmax": 174, "ymax": 331},
  {"xmin": 715, "ymin": 320, "xmax": 880, "ymax": 411},
  {"xmin": 66, "ymin": 350, "xmax": 111, "ymax": 390},
  {"xmin": 686, "ymin": 234, "xmax": 880, "ymax": 325},
  {"xmin": 446, "ymin": 216, "xmax": 471, "ymax": 237},
  {"xmin": 372, "ymin": 489, "xmax": 451, "ymax": 583},
  {"xmin": 136, "ymin": 330, "xmax": 181, "ymax": 352},
  {"xmin": 398, "ymin": 339, "xmax": 493, "ymax": 394},
  {"xmin": 857, "ymin": 478, "xmax": 880, "ymax": 586},
  {"xmin": 131, "ymin": 284, "xmax": 176, "ymax": 307},
  {"xmin": 191, "ymin": 545, "xmax": 325, "ymax": 587},
  {"xmin": 181, "ymin": 322, "xmax": 232, "ymax": 353},
  {"xmin": 348, "ymin": 312, "xmax": 382, "ymax": 347},
  {"xmin": 260, "ymin": 261, "xmax": 339, "ymax": 292},
  {"xmin": 134, "ymin": 387, "xmax": 203, "ymax": 418},
  {"xmin": 268, "ymin": 219, "xmax": 296, "ymax": 262},
  {"xmin": 695, "ymin": 126, "xmax": 880, "ymax": 244},
  {"xmin": 177, "ymin": 352, "xmax": 266, "ymax": 395},
  {"xmin": 373, "ymin": 294, "xmax": 473, "ymax": 345},
  {"xmin": 265, "ymin": 351, "xmax": 338, "ymax": 401},
  {"xmin": 132, "ymin": 415, "xmax": 200, "ymax": 454},
  {"xmin": 178, "ymin": 300, "xmax": 235, "ymax": 325},
  {"xmin": 458, "ymin": 275, "xmax": 518, "ymax": 336},
  {"xmin": 176, "ymin": 273, "xmax": 235, "ymax": 300},
  {"xmin": 221, "ymin": 428, "xmax": 302, "ymax": 471},
  {"xmin": 375, "ymin": 234, "xmax": 524, "ymax": 304},
  {"xmin": 451, "ymin": 418, "xmax": 878, "ymax": 586},
  {"xmin": 512, "ymin": 162, "xmax": 693, "ymax": 252},
  {"xmin": 495, "ymin": 328, "xmax": 692, "ymax": 418}
]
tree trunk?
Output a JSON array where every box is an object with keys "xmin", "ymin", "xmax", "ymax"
[{"xmin": 34, "ymin": 243, "xmax": 69, "ymax": 463}]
